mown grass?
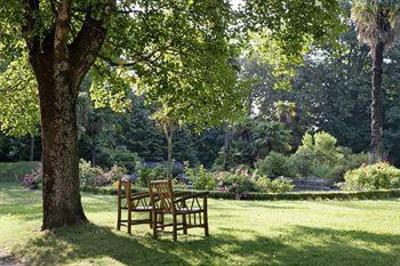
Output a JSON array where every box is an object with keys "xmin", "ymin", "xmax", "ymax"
[
  {"xmin": 1, "ymin": 180, "xmax": 400, "ymax": 266},
  {"xmin": 1, "ymin": 161, "xmax": 400, "ymax": 265}
]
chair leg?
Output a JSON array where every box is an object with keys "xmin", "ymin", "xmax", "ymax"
[
  {"xmin": 173, "ymin": 214, "xmax": 178, "ymax": 241},
  {"xmin": 152, "ymin": 211, "xmax": 158, "ymax": 239},
  {"xmin": 117, "ymin": 181, "xmax": 122, "ymax": 231},
  {"xmin": 116, "ymin": 205, "xmax": 121, "ymax": 231},
  {"xmin": 161, "ymin": 214, "xmax": 165, "ymax": 231},
  {"xmin": 149, "ymin": 211, "xmax": 153, "ymax": 229},
  {"xmin": 204, "ymin": 212, "xmax": 209, "ymax": 237},
  {"xmin": 183, "ymin": 214, "xmax": 188, "ymax": 235},
  {"xmin": 127, "ymin": 210, "xmax": 132, "ymax": 235}
]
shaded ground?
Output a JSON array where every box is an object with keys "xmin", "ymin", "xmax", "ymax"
[
  {"xmin": 1, "ymin": 182, "xmax": 399, "ymax": 265},
  {"xmin": 0, "ymin": 249, "xmax": 23, "ymax": 266}
]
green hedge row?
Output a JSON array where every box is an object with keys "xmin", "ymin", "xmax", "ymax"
[{"xmin": 82, "ymin": 186, "xmax": 400, "ymax": 201}]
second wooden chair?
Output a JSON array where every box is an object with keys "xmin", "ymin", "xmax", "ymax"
[
  {"xmin": 148, "ymin": 179, "xmax": 209, "ymax": 241},
  {"xmin": 116, "ymin": 178, "xmax": 154, "ymax": 234}
]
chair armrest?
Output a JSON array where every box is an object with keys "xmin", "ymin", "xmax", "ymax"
[
  {"xmin": 130, "ymin": 192, "xmax": 150, "ymax": 200},
  {"xmin": 173, "ymin": 191, "xmax": 188, "ymax": 198},
  {"xmin": 174, "ymin": 191, "xmax": 209, "ymax": 203}
]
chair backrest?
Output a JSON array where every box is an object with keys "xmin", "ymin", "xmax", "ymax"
[
  {"xmin": 148, "ymin": 179, "xmax": 175, "ymax": 213},
  {"xmin": 117, "ymin": 178, "xmax": 132, "ymax": 199}
]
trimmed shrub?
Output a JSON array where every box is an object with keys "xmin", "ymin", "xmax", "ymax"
[
  {"xmin": 343, "ymin": 162, "xmax": 400, "ymax": 191},
  {"xmin": 84, "ymin": 185, "xmax": 400, "ymax": 201},
  {"xmin": 256, "ymin": 176, "xmax": 294, "ymax": 193},
  {"xmin": 256, "ymin": 152, "xmax": 295, "ymax": 177}
]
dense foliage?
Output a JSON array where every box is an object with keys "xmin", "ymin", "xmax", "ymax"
[
  {"xmin": 183, "ymin": 165, "xmax": 294, "ymax": 194},
  {"xmin": 256, "ymin": 152, "xmax": 295, "ymax": 178},
  {"xmin": 343, "ymin": 162, "xmax": 400, "ymax": 191}
]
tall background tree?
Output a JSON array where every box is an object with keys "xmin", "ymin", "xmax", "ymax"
[{"xmin": 351, "ymin": 0, "xmax": 400, "ymax": 163}]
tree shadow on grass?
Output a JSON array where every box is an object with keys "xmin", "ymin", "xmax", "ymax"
[
  {"xmin": 17, "ymin": 223, "xmax": 400, "ymax": 266},
  {"xmin": 19, "ymin": 223, "xmax": 189, "ymax": 265}
]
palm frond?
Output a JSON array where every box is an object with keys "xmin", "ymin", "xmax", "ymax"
[{"xmin": 351, "ymin": 0, "xmax": 400, "ymax": 50}]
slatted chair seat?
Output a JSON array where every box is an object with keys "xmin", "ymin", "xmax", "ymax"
[
  {"xmin": 133, "ymin": 206, "xmax": 153, "ymax": 211},
  {"xmin": 148, "ymin": 179, "xmax": 209, "ymax": 241}
]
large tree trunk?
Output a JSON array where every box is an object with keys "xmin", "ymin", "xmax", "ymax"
[
  {"xmin": 34, "ymin": 57, "xmax": 87, "ymax": 229},
  {"xmin": 370, "ymin": 41, "xmax": 384, "ymax": 164},
  {"xmin": 22, "ymin": 0, "xmax": 112, "ymax": 229}
]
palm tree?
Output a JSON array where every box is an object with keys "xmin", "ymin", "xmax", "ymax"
[{"xmin": 351, "ymin": 0, "xmax": 400, "ymax": 163}]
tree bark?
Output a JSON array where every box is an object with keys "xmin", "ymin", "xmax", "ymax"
[
  {"xmin": 39, "ymin": 77, "xmax": 87, "ymax": 229},
  {"xmin": 22, "ymin": 0, "xmax": 112, "ymax": 229},
  {"xmin": 370, "ymin": 41, "xmax": 384, "ymax": 164},
  {"xmin": 28, "ymin": 41, "xmax": 87, "ymax": 229}
]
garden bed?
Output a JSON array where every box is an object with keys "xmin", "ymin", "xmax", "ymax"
[{"xmin": 82, "ymin": 185, "xmax": 400, "ymax": 201}]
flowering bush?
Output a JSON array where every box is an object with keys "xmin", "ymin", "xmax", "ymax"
[
  {"xmin": 186, "ymin": 166, "xmax": 294, "ymax": 194},
  {"xmin": 79, "ymin": 159, "xmax": 110, "ymax": 188},
  {"xmin": 21, "ymin": 163, "xmax": 42, "ymax": 189},
  {"xmin": 212, "ymin": 170, "xmax": 256, "ymax": 193},
  {"xmin": 343, "ymin": 162, "xmax": 400, "ymax": 191},
  {"xmin": 104, "ymin": 164, "xmax": 127, "ymax": 182}
]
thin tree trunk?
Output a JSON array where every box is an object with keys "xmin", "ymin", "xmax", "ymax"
[
  {"xmin": 29, "ymin": 134, "xmax": 35, "ymax": 161},
  {"xmin": 370, "ymin": 41, "xmax": 384, "ymax": 164},
  {"xmin": 91, "ymin": 139, "xmax": 97, "ymax": 165},
  {"xmin": 223, "ymin": 124, "xmax": 231, "ymax": 170},
  {"xmin": 91, "ymin": 148, "xmax": 96, "ymax": 166},
  {"xmin": 164, "ymin": 125, "xmax": 174, "ymax": 178}
]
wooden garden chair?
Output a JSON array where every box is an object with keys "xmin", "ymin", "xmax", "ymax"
[
  {"xmin": 116, "ymin": 178, "xmax": 156, "ymax": 234},
  {"xmin": 148, "ymin": 179, "xmax": 209, "ymax": 241}
]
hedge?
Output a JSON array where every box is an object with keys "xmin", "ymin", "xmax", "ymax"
[{"xmin": 82, "ymin": 186, "xmax": 400, "ymax": 201}]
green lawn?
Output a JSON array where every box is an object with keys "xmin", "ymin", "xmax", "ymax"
[
  {"xmin": 1, "ymin": 181, "xmax": 400, "ymax": 266},
  {"xmin": 0, "ymin": 161, "xmax": 38, "ymax": 182}
]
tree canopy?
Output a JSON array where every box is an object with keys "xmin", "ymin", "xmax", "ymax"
[
  {"xmin": 0, "ymin": 0, "xmax": 345, "ymax": 137},
  {"xmin": 0, "ymin": 0, "xmax": 345, "ymax": 229}
]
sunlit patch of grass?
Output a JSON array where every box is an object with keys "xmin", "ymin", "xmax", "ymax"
[{"xmin": 1, "ymin": 182, "xmax": 399, "ymax": 266}]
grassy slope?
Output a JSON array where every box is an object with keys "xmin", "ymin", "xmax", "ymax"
[{"xmin": 1, "ymin": 182, "xmax": 400, "ymax": 266}]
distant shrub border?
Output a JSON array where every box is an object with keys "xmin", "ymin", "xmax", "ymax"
[{"xmin": 82, "ymin": 186, "xmax": 400, "ymax": 201}]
